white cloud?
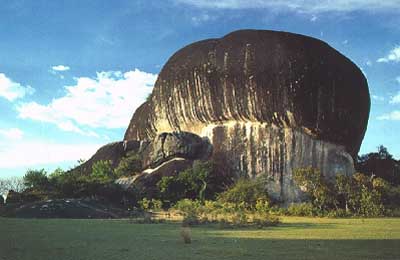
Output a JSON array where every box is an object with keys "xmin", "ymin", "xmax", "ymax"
[
  {"xmin": 0, "ymin": 140, "xmax": 101, "ymax": 169},
  {"xmin": 175, "ymin": 0, "xmax": 400, "ymax": 13},
  {"xmin": 389, "ymin": 92, "xmax": 400, "ymax": 104},
  {"xmin": 0, "ymin": 73, "xmax": 35, "ymax": 101},
  {"xmin": 377, "ymin": 46, "xmax": 400, "ymax": 63},
  {"xmin": 52, "ymin": 65, "xmax": 70, "ymax": 71},
  {"xmin": 0, "ymin": 128, "xmax": 23, "ymax": 140},
  {"xmin": 191, "ymin": 13, "xmax": 216, "ymax": 25},
  {"xmin": 372, "ymin": 95, "xmax": 385, "ymax": 102},
  {"xmin": 377, "ymin": 110, "xmax": 400, "ymax": 121},
  {"xmin": 366, "ymin": 60, "xmax": 372, "ymax": 66},
  {"xmin": 342, "ymin": 40, "xmax": 348, "ymax": 45},
  {"xmin": 310, "ymin": 15, "xmax": 318, "ymax": 22},
  {"xmin": 17, "ymin": 69, "xmax": 157, "ymax": 135}
]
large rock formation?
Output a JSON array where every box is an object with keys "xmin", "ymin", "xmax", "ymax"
[{"xmin": 123, "ymin": 29, "xmax": 370, "ymax": 203}]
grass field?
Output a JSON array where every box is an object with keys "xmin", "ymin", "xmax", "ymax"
[{"xmin": 0, "ymin": 217, "xmax": 399, "ymax": 260}]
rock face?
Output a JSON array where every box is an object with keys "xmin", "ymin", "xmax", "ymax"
[
  {"xmin": 123, "ymin": 30, "xmax": 370, "ymax": 203},
  {"xmin": 74, "ymin": 140, "xmax": 142, "ymax": 176},
  {"xmin": 141, "ymin": 131, "xmax": 212, "ymax": 168},
  {"xmin": 134, "ymin": 158, "xmax": 194, "ymax": 197},
  {"xmin": 116, "ymin": 132, "xmax": 212, "ymax": 192}
]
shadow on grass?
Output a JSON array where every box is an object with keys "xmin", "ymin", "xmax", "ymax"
[
  {"xmin": 189, "ymin": 221, "xmax": 337, "ymax": 231},
  {"xmin": 274, "ymin": 222, "xmax": 336, "ymax": 229},
  {"xmin": 188, "ymin": 237, "xmax": 400, "ymax": 260}
]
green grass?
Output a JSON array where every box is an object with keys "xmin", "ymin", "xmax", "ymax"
[{"xmin": 0, "ymin": 217, "xmax": 399, "ymax": 260}]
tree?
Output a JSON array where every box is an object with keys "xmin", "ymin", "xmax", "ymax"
[
  {"xmin": 0, "ymin": 177, "xmax": 25, "ymax": 196},
  {"xmin": 157, "ymin": 161, "xmax": 214, "ymax": 204},
  {"xmin": 353, "ymin": 173, "xmax": 386, "ymax": 216},
  {"xmin": 0, "ymin": 179, "xmax": 9, "ymax": 197},
  {"xmin": 90, "ymin": 160, "xmax": 116, "ymax": 184},
  {"xmin": 335, "ymin": 174, "xmax": 355, "ymax": 212},
  {"xmin": 217, "ymin": 178, "xmax": 270, "ymax": 208},
  {"xmin": 0, "ymin": 177, "xmax": 26, "ymax": 203},
  {"xmin": 115, "ymin": 152, "xmax": 142, "ymax": 177},
  {"xmin": 293, "ymin": 167, "xmax": 337, "ymax": 211},
  {"xmin": 334, "ymin": 172, "xmax": 387, "ymax": 216},
  {"xmin": 23, "ymin": 169, "xmax": 49, "ymax": 190},
  {"xmin": 356, "ymin": 145, "xmax": 400, "ymax": 185}
]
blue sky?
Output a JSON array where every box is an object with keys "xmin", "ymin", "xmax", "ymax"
[{"xmin": 1, "ymin": 0, "xmax": 400, "ymax": 177}]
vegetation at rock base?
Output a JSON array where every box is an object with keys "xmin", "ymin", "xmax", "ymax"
[
  {"xmin": 172, "ymin": 198, "xmax": 280, "ymax": 228},
  {"xmin": 217, "ymin": 177, "xmax": 270, "ymax": 208},
  {"xmin": 157, "ymin": 160, "xmax": 232, "ymax": 206},
  {"xmin": 115, "ymin": 151, "xmax": 142, "ymax": 177},
  {"xmin": 23, "ymin": 169, "xmax": 49, "ymax": 190},
  {"xmin": 291, "ymin": 166, "xmax": 399, "ymax": 217},
  {"xmin": 1, "ymin": 145, "xmax": 399, "ymax": 221},
  {"xmin": 357, "ymin": 145, "xmax": 400, "ymax": 185}
]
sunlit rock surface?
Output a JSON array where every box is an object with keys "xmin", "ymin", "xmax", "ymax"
[{"xmin": 124, "ymin": 29, "xmax": 370, "ymax": 203}]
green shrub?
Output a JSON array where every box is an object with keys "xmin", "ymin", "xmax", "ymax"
[
  {"xmin": 252, "ymin": 214, "xmax": 280, "ymax": 228},
  {"xmin": 359, "ymin": 187, "xmax": 385, "ymax": 217},
  {"xmin": 173, "ymin": 199, "xmax": 202, "ymax": 225},
  {"xmin": 90, "ymin": 160, "xmax": 116, "ymax": 184},
  {"xmin": 139, "ymin": 198, "xmax": 163, "ymax": 211},
  {"xmin": 293, "ymin": 167, "xmax": 337, "ymax": 211},
  {"xmin": 287, "ymin": 202, "xmax": 318, "ymax": 216},
  {"xmin": 293, "ymin": 168, "xmax": 394, "ymax": 217},
  {"xmin": 157, "ymin": 161, "xmax": 213, "ymax": 204},
  {"xmin": 350, "ymin": 173, "xmax": 386, "ymax": 217},
  {"xmin": 23, "ymin": 169, "xmax": 49, "ymax": 191},
  {"xmin": 217, "ymin": 178, "xmax": 270, "ymax": 209},
  {"xmin": 326, "ymin": 208, "xmax": 351, "ymax": 218},
  {"xmin": 115, "ymin": 152, "xmax": 142, "ymax": 177},
  {"xmin": 172, "ymin": 198, "xmax": 281, "ymax": 228},
  {"xmin": 231, "ymin": 210, "xmax": 248, "ymax": 227},
  {"xmin": 255, "ymin": 198, "xmax": 271, "ymax": 213}
]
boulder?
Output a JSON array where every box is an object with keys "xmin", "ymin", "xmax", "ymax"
[
  {"xmin": 123, "ymin": 29, "xmax": 370, "ymax": 203},
  {"xmin": 117, "ymin": 158, "xmax": 193, "ymax": 198},
  {"xmin": 141, "ymin": 131, "xmax": 212, "ymax": 168}
]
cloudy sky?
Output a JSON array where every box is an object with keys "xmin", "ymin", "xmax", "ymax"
[{"xmin": 1, "ymin": 0, "xmax": 400, "ymax": 177}]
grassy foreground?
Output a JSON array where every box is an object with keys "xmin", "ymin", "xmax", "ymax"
[{"xmin": 0, "ymin": 217, "xmax": 399, "ymax": 260}]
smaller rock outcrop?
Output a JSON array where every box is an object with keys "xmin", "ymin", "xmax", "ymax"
[
  {"xmin": 73, "ymin": 140, "xmax": 142, "ymax": 176},
  {"xmin": 116, "ymin": 132, "xmax": 212, "ymax": 193},
  {"xmin": 134, "ymin": 158, "xmax": 194, "ymax": 197},
  {"xmin": 70, "ymin": 132, "xmax": 212, "ymax": 194},
  {"xmin": 0, "ymin": 198, "xmax": 132, "ymax": 219},
  {"xmin": 141, "ymin": 131, "xmax": 212, "ymax": 168}
]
